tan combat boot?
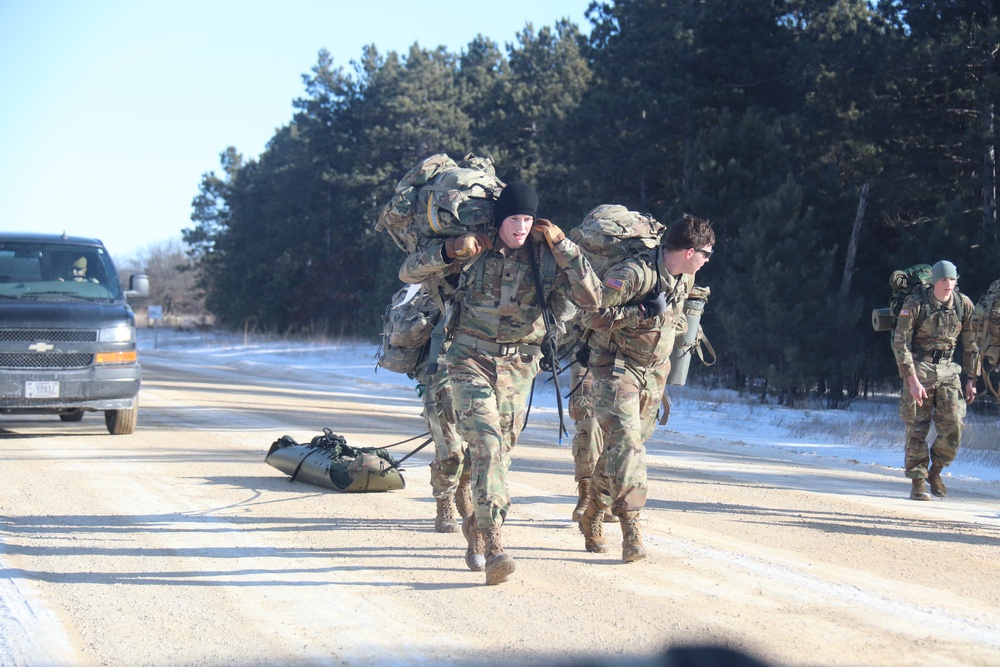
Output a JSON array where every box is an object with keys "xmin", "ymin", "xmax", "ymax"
[
  {"xmin": 580, "ymin": 502, "xmax": 609, "ymax": 553},
  {"xmin": 462, "ymin": 515, "xmax": 486, "ymax": 571},
  {"xmin": 910, "ymin": 478, "xmax": 931, "ymax": 501},
  {"xmin": 927, "ymin": 462, "xmax": 947, "ymax": 498},
  {"xmin": 483, "ymin": 525, "xmax": 515, "ymax": 585},
  {"xmin": 572, "ymin": 478, "xmax": 591, "ymax": 522},
  {"xmin": 603, "ymin": 508, "xmax": 617, "ymax": 523},
  {"xmin": 455, "ymin": 479, "xmax": 474, "ymax": 519},
  {"xmin": 434, "ymin": 496, "xmax": 459, "ymax": 533},
  {"xmin": 620, "ymin": 511, "xmax": 647, "ymax": 562}
]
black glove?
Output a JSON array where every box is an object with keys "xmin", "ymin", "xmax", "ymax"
[
  {"xmin": 640, "ymin": 291, "xmax": 668, "ymax": 319},
  {"xmin": 575, "ymin": 343, "xmax": 591, "ymax": 368}
]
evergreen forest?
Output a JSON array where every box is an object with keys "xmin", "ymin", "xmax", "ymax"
[{"xmin": 183, "ymin": 0, "xmax": 1000, "ymax": 406}]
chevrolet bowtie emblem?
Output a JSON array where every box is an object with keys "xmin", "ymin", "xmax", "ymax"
[{"xmin": 28, "ymin": 342, "xmax": 55, "ymax": 353}]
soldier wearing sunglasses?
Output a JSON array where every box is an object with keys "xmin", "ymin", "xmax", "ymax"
[{"xmin": 577, "ymin": 214, "xmax": 715, "ymax": 562}]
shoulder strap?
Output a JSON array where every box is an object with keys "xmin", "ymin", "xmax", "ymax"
[
  {"xmin": 955, "ymin": 290, "xmax": 968, "ymax": 322},
  {"xmin": 540, "ymin": 245, "xmax": 557, "ymax": 297},
  {"xmin": 911, "ymin": 285, "xmax": 931, "ymax": 327}
]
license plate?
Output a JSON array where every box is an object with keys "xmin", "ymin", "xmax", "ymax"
[{"xmin": 25, "ymin": 381, "xmax": 59, "ymax": 398}]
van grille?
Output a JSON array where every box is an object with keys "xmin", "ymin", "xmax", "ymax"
[
  {"xmin": 0, "ymin": 353, "xmax": 94, "ymax": 368},
  {"xmin": 0, "ymin": 330, "xmax": 97, "ymax": 343}
]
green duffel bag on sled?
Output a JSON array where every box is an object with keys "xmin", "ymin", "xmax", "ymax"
[{"xmin": 266, "ymin": 428, "xmax": 405, "ymax": 492}]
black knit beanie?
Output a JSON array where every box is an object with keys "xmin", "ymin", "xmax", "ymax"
[{"xmin": 494, "ymin": 181, "xmax": 538, "ymax": 225}]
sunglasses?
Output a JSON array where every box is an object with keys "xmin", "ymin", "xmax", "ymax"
[{"xmin": 694, "ymin": 247, "xmax": 713, "ymax": 259}]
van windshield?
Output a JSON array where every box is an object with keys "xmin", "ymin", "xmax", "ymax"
[{"xmin": 0, "ymin": 241, "xmax": 123, "ymax": 300}]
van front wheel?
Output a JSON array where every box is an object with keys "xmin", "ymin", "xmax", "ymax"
[{"xmin": 105, "ymin": 401, "xmax": 138, "ymax": 435}]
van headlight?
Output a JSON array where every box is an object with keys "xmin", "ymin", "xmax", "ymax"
[{"xmin": 98, "ymin": 325, "xmax": 136, "ymax": 343}]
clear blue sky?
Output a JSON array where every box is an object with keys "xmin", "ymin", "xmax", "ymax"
[{"xmin": 0, "ymin": 0, "xmax": 593, "ymax": 260}]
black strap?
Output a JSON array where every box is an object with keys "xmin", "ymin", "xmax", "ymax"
[
  {"xmin": 526, "ymin": 239, "xmax": 568, "ymax": 441},
  {"xmin": 289, "ymin": 447, "xmax": 325, "ymax": 483},
  {"xmin": 381, "ymin": 436, "xmax": 434, "ymax": 473},
  {"xmin": 425, "ymin": 316, "xmax": 446, "ymax": 375},
  {"xmin": 382, "ymin": 431, "xmax": 431, "ymax": 448}
]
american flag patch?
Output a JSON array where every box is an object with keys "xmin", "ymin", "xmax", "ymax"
[
  {"xmin": 606, "ymin": 277, "xmax": 624, "ymax": 291},
  {"xmin": 900, "ymin": 308, "xmax": 909, "ymax": 316}
]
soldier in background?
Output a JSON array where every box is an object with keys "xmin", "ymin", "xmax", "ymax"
[
  {"xmin": 892, "ymin": 259, "xmax": 977, "ymax": 500},
  {"xmin": 580, "ymin": 214, "xmax": 714, "ymax": 562},
  {"xmin": 399, "ymin": 181, "xmax": 601, "ymax": 585}
]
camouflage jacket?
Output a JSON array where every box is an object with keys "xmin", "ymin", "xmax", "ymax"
[
  {"xmin": 399, "ymin": 236, "xmax": 601, "ymax": 346},
  {"xmin": 892, "ymin": 289, "xmax": 977, "ymax": 379},
  {"xmin": 582, "ymin": 247, "xmax": 693, "ymax": 367}
]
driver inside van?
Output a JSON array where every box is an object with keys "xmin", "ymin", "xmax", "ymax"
[{"xmin": 60, "ymin": 255, "xmax": 99, "ymax": 283}]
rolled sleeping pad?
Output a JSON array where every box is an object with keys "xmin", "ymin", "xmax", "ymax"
[
  {"xmin": 872, "ymin": 307, "xmax": 893, "ymax": 332},
  {"xmin": 265, "ymin": 441, "xmax": 405, "ymax": 492},
  {"xmin": 667, "ymin": 297, "xmax": 706, "ymax": 386}
]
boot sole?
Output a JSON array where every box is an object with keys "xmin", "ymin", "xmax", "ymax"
[
  {"xmin": 910, "ymin": 493, "xmax": 932, "ymax": 501},
  {"xmin": 623, "ymin": 548, "xmax": 647, "ymax": 563},
  {"xmin": 485, "ymin": 557, "xmax": 515, "ymax": 585},
  {"xmin": 435, "ymin": 523, "xmax": 460, "ymax": 533}
]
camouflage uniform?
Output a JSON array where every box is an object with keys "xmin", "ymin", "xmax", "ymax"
[
  {"xmin": 417, "ymin": 346, "xmax": 467, "ymax": 499},
  {"xmin": 558, "ymin": 323, "xmax": 603, "ymax": 483},
  {"xmin": 569, "ymin": 358, "xmax": 602, "ymax": 481},
  {"xmin": 407, "ymin": 273, "xmax": 472, "ymax": 529},
  {"xmin": 892, "ymin": 289, "xmax": 976, "ymax": 479},
  {"xmin": 400, "ymin": 237, "xmax": 601, "ymax": 530},
  {"xmin": 582, "ymin": 247, "xmax": 693, "ymax": 515}
]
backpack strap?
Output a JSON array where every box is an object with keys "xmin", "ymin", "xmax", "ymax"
[
  {"xmin": 954, "ymin": 288, "xmax": 968, "ymax": 322},
  {"xmin": 526, "ymin": 238, "xmax": 568, "ymax": 442},
  {"xmin": 424, "ymin": 317, "xmax": 447, "ymax": 375},
  {"xmin": 540, "ymin": 245, "xmax": 557, "ymax": 297},
  {"xmin": 909, "ymin": 285, "xmax": 932, "ymax": 328}
]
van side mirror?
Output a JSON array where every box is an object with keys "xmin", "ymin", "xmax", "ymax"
[{"xmin": 126, "ymin": 274, "xmax": 149, "ymax": 298}]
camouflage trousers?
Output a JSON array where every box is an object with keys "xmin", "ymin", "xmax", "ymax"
[
  {"xmin": 590, "ymin": 356, "xmax": 670, "ymax": 515},
  {"xmin": 569, "ymin": 361, "xmax": 603, "ymax": 481},
  {"xmin": 419, "ymin": 359, "xmax": 468, "ymax": 498},
  {"xmin": 899, "ymin": 360, "xmax": 966, "ymax": 479},
  {"xmin": 446, "ymin": 342, "xmax": 539, "ymax": 530}
]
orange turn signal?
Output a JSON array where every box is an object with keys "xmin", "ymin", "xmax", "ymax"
[{"xmin": 95, "ymin": 350, "xmax": 138, "ymax": 365}]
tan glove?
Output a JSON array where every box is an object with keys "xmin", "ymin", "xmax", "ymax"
[
  {"xmin": 529, "ymin": 218, "xmax": 565, "ymax": 248},
  {"xmin": 444, "ymin": 233, "xmax": 493, "ymax": 261}
]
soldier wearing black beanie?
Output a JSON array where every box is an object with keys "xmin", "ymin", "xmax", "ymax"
[{"xmin": 399, "ymin": 173, "xmax": 601, "ymax": 587}]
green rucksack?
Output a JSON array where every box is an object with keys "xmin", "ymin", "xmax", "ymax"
[
  {"xmin": 375, "ymin": 283, "xmax": 441, "ymax": 378},
  {"xmin": 569, "ymin": 204, "xmax": 666, "ymax": 281},
  {"xmin": 973, "ymin": 279, "xmax": 1000, "ymax": 397},
  {"xmin": 374, "ymin": 153, "xmax": 505, "ymax": 253},
  {"xmin": 872, "ymin": 264, "xmax": 933, "ymax": 332}
]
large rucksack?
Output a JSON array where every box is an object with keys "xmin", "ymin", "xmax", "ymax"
[
  {"xmin": 375, "ymin": 283, "xmax": 441, "ymax": 378},
  {"xmin": 872, "ymin": 264, "xmax": 933, "ymax": 332},
  {"xmin": 375, "ymin": 153, "xmax": 505, "ymax": 253},
  {"xmin": 569, "ymin": 204, "xmax": 666, "ymax": 281},
  {"xmin": 973, "ymin": 279, "xmax": 1000, "ymax": 397}
]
